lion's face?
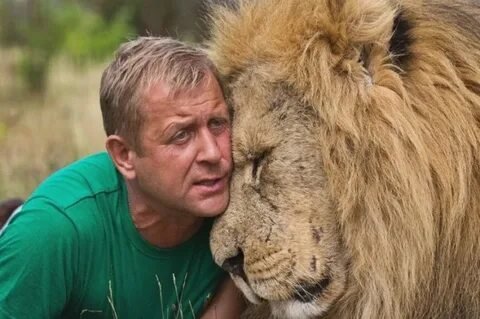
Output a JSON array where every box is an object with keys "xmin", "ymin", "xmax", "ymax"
[
  {"xmin": 210, "ymin": 70, "xmax": 347, "ymax": 318},
  {"xmin": 208, "ymin": 0, "xmax": 480, "ymax": 317}
]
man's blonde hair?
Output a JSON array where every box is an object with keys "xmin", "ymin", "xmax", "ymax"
[{"xmin": 100, "ymin": 36, "xmax": 216, "ymax": 152}]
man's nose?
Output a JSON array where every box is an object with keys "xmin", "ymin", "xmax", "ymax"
[{"xmin": 197, "ymin": 129, "xmax": 222, "ymax": 163}]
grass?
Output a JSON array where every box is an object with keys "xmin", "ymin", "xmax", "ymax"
[
  {"xmin": 79, "ymin": 275, "xmax": 198, "ymax": 319},
  {"xmin": 0, "ymin": 48, "xmax": 106, "ymax": 199}
]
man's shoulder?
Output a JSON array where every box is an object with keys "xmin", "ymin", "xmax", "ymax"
[
  {"xmin": 2, "ymin": 153, "xmax": 125, "ymax": 243},
  {"xmin": 30, "ymin": 152, "xmax": 122, "ymax": 209},
  {"xmin": 7, "ymin": 152, "xmax": 126, "ymax": 236}
]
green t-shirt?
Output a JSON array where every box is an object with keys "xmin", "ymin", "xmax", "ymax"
[{"xmin": 0, "ymin": 152, "xmax": 224, "ymax": 319}]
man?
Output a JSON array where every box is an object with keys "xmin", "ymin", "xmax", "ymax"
[{"xmin": 0, "ymin": 37, "xmax": 244, "ymax": 318}]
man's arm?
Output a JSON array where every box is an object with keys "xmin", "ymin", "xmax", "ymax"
[
  {"xmin": 0, "ymin": 204, "xmax": 77, "ymax": 318},
  {"xmin": 201, "ymin": 277, "xmax": 246, "ymax": 319}
]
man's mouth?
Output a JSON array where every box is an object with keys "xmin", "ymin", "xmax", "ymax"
[
  {"xmin": 193, "ymin": 175, "xmax": 227, "ymax": 194},
  {"xmin": 194, "ymin": 178, "xmax": 221, "ymax": 186}
]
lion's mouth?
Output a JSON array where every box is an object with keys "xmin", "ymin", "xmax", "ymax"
[
  {"xmin": 293, "ymin": 276, "xmax": 332, "ymax": 302},
  {"xmin": 222, "ymin": 250, "xmax": 333, "ymax": 304},
  {"xmin": 230, "ymin": 274, "xmax": 265, "ymax": 304}
]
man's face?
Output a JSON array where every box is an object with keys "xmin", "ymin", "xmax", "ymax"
[{"xmin": 131, "ymin": 74, "xmax": 232, "ymax": 218}]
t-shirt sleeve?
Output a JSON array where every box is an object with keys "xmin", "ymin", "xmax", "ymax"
[{"xmin": 0, "ymin": 199, "xmax": 78, "ymax": 318}]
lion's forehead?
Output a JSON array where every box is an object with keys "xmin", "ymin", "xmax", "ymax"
[{"xmin": 229, "ymin": 76, "xmax": 317, "ymax": 160}]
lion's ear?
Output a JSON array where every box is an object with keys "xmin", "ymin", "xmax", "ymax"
[
  {"xmin": 330, "ymin": 2, "xmax": 413, "ymax": 82},
  {"xmin": 346, "ymin": 7, "xmax": 412, "ymax": 81},
  {"xmin": 389, "ymin": 10, "xmax": 413, "ymax": 70}
]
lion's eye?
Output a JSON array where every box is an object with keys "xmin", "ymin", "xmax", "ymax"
[
  {"xmin": 252, "ymin": 152, "xmax": 267, "ymax": 180},
  {"xmin": 246, "ymin": 148, "xmax": 273, "ymax": 186}
]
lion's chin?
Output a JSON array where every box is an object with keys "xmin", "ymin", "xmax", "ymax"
[
  {"xmin": 231, "ymin": 275, "xmax": 330, "ymax": 319},
  {"xmin": 230, "ymin": 275, "xmax": 263, "ymax": 304},
  {"xmin": 270, "ymin": 300, "xmax": 329, "ymax": 319}
]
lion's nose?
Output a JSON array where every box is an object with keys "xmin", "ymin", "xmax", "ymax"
[{"xmin": 221, "ymin": 250, "xmax": 247, "ymax": 281}]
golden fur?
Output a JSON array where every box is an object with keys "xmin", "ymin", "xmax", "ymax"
[{"xmin": 207, "ymin": 0, "xmax": 480, "ymax": 318}]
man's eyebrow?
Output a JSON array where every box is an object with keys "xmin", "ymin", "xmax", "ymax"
[
  {"xmin": 210, "ymin": 107, "xmax": 231, "ymax": 118},
  {"xmin": 162, "ymin": 119, "xmax": 195, "ymax": 135}
]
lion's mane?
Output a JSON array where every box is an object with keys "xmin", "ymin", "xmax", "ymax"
[{"xmin": 208, "ymin": 0, "xmax": 480, "ymax": 318}]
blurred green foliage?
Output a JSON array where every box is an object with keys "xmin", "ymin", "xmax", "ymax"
[
  {"xmin": 8, "ymin": 1, "xmax": 133, "ymax": 91},
  {"xmin": 58, "ymin": 5, "xmax": 133, "ymax": 64},
  {"xmin": 0, "ymin": 0, "xmax": 205, "ymax": 92}
]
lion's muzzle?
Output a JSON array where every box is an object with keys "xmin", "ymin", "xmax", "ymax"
[{"xmin": 220, "ymin": 249, "xmax": 248, "ymax": 283}]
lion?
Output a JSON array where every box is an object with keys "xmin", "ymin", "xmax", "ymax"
[{"xmin": 205, "ymin": 0, "xmax": 480, "ymax": 318}]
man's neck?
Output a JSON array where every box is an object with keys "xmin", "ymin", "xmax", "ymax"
[{"xmin": 126, "ymin": 183, "xmax": 203, "ymax": 248}]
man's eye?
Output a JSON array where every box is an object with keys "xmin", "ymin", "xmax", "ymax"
[
  {"xmin": 208, "ymin": 118, "xmax": 228, "ymax": 134},
  {"xmin": 172, "ymin": 130, "xmax": 190, "ymax": 143}
]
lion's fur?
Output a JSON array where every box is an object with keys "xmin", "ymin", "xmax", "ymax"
[{"xmin": 207, "ymin": 0, "xmax": 480, "ymax": 318}]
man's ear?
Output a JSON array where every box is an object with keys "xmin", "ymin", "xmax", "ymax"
[{"xmin": 106, "ymin": 135, "xmax": 136, "ymax": 180}]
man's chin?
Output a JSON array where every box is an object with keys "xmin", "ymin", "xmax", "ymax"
[{"xmin": 189, "ymin": 194, "xmax": 229, "ymax": 218}]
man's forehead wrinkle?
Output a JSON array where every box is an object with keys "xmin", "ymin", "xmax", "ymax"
[
  {"xmin": 143, "ymin": 98, "xmax": 227, "ymax": 116},
  {"xmin": 142, "ymin": 99, "xmax": 229, "ymax": 131},
  {"xmin": 144, "ymin": 84, "xmax": 224, "ymax": 110}
]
